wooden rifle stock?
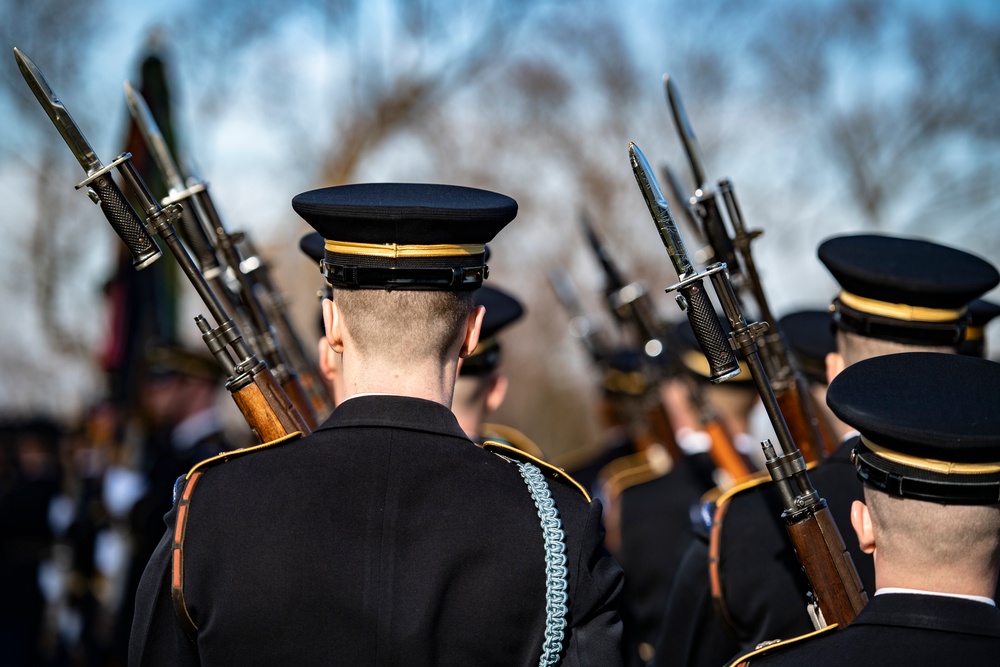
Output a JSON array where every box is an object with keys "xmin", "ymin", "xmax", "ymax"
[
  {"xmin": 646, "ymin": 400, "xmax": 683, "ymax": 465},
  {"xmin": 704, "ymin": 419, "xmax": 754, "ymax": 483},
  {"xmin": 230, "ymin": 365, "xmax": 311, "ymax": 443},
  {"xmin": 784, "ymin": 501, "xmax": 868, "ymax": 627},
  {"xmin": 280, "ymin": 374, "xmax": 318, "ymax": 430},
  {"xmin": 704, "ymin": 265, "xmax": 868, "ymax": 632},
  {"xmin": 775, "ymin": 379, "xmax": 825, "ymax": 464}
]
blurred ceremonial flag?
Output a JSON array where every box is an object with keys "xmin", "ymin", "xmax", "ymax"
[{"xmin": 102, "ymin": 34, "xmax": 183, "ymax": 411}]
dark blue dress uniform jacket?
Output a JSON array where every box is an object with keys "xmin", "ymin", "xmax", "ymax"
[
  {"xmin": 739, "ymin": 593, "xmax": 1000, "ymax": 666},
  {"xmin": 655, "ymin": 437, "xmax": 873, "ymax": 666},
  {"xmin": 128, "ymin": 395, "xmax": 623, "ymax": 666}
]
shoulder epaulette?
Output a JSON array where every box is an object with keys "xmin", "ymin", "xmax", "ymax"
[
  {"xmin": 480, "ymin": 422, "xmax": 546, "ymax": 460},
  {"xmin": 725, "ymin": 624, "xmax": 839, "ymax": 667},
  {"xmin": 484, "ymin": 441, "xmax": 591, "ymax": 502},
  {"xmin": 596, "ymin": 445, "xmax": 673, "ymax": 503},
  {"xmin": 183, "ymin": 430, "xmax": 304, "ymax": 480},
  {"xmin": 707, "ymin": 459, "xmax": 820, "ymax": 637},
  {"xmin": 714, "ymin": 459, "xmax": 819, "ymax": 511},
  {"xmin": 172, "ymin": 430, "xmax": 304, "ymax": 642}
]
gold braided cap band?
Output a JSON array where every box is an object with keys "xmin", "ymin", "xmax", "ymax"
[
  {"xmin": 322, "ymin": 240, "xmax": 487, "ymax": 290},
  {"xmin": 860, "ymin": 436, "xmax": 1000, "ymax": 475},
  {"xmin": 838, "ymin": 291, "xmax": 967, "ymax": 323},
  {"xmin": 853, "ymin": 436, "xmax": 1000, "ymax": 504},
  {"xmin": 325, "ymin": 239, "xmax": 485, "ymax": 258},
  {"xmin": 966, "ymin": 325, "xmax": 985, "ymax": 341},
  {"xmin": 832, "ymin": 291, "xmax": 968, "ymax": 345}
]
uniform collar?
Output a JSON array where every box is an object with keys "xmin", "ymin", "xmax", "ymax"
[
  {"xmin": 316, "ymin": 394, "xmax": 472, "ymax": 443},
  {"xmin": 875, "ymin": 587, "xmax": 996, "ymax": 607},
  {"xmin": 853, "ymin": 589, "xmax": 1000, "ymax": 637}
]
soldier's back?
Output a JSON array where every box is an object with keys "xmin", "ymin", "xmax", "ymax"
[{"xmin": 131, "ymin": 395, "xmax": 623, "ymax": 666}]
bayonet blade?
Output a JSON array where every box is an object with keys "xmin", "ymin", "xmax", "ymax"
[
  {"xmin": 663, "ymin": 74, "xmax": 708, "ymax": 190},
  {"xmin": 123, "ymin": 80, "xmax": 186, "ymax": 193},
  {"xmin": 629, "ymin": 142, "xmax": 694, "ymax": 278},
  {"xmin": 14, "ymin": 48, "xmax": 103, "ymax": 175}
]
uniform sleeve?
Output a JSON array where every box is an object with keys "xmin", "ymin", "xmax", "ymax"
[
  {"xmin": 560, "ymin": 497, "xmax": 625, "ymax": 667},
  {"xmin": 653, "ymin": 536, "xmax": 740, "ymax": 667},
  {"xmin": 128, "ymin": 503, "xmax": 200, "ymax": 667}
]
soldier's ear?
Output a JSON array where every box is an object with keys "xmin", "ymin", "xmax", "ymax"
[
  {"xmin": 851, "ymin": 500, "xmax": 876, "ymax": 555},
  {"xmin": 485, "ymin": 373, "xmax": 509, "ymax": 413},
  {"xmin": 317, "ymin": 335, "xmax": 341, "ymax": 405},
  {"xmin": 826, "ymin": 352, "xmax": 846, "ymax": 385},
  {"xmin": 459, "ymin": 305, "xmax": 486, "ymax": 359},
  {"xmin": 323, "ymin": 298, "xmax": 345, "ymax": 354}
]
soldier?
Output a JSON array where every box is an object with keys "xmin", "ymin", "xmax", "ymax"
[
  {"xmin": 129, "ymin": 182, "xmax": 623, "ymax": 666},
  {"xmin": 776, "ymin": 308, "xmax": 851, "ymax": 442},
  {"xmin": 451, "ymin": 283, "xmax": 547, "ymax": 458},
  {"xmin": 731, "ymin": 352, "xmax": 1000, "ymax": 665},
  {"xmin": 115, "ymin": 345, "xmax": 231, "ymax": 662},
  {"xmin": 654, "ymin": 233, "xmax": 1000, "ymax": 667}
]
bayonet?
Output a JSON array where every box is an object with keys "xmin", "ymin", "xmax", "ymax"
[
  {"xmin": 629, "ymin": 142, "xmax": 739, "ymax": 383},
  {"xmin": 664, "ymin": 74, "xmax": 707, "ymax": 191},
  {"xmin": 662, "ymin": 74, "xmax": 743, "ymax": 281},
  {"xmin": 14, "ymin": 48, "xmax": 161, "ymax": 270},
  {"xmin": 123, "ymin": 81, "xmax": 187, "ymax": 194},
  {"xmin": 15, "ymin": 48, "xmax": 101, "ymax": 175},
  {"xmin": 630, "ymin": 143, "xmax": 697, "ymax": 279}
]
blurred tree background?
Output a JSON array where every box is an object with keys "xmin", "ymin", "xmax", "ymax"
[{"xmin": 2, "ymin": 0, "xmax": 998, "ymax": 458}]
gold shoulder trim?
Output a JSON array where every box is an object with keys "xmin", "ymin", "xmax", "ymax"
[
  {"xmin": 597, "ymin": 446, "xmax": 673, "ymax": 501},
  {"xmin": 484, "ymin": 441, "xmax": 591, "ymax": 503},
  {"xmin": 726, "ymin": 624, "xmax": 839, "ymax": 667},
  {"xmin": 714, "ymin": 459, "xmax": 819, "ymax": 508},
  {"xmin": 548, "ymin": 441, "xmax": 609, "ymax": 473},
  {"xmin": 481, "ymin": 422, "xmax": 546, "ymax": 460},
  {"xmin": 185, "ymin": 431, "xmax": 304, "ymax": 479}
]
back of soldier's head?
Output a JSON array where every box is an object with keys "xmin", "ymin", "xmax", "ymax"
[
  {"xmin": 293, "ymin": 183, "xmax": 517, "ymax": 364},
  {"xmin": 819, "ymin": 234, "xmax": 999, "ymax": 365},
  {"xmin": 828, "ymin": 352, "xmax": 1000, "ymax": 573}
]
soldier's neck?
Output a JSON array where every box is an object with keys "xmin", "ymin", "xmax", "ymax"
[
  {"xmin": 875, "ymin": 556, "xmax": 1000, "ymax": 600},
  {"xmin": 338, "ymin": 351, "xmax": 459, "ymax": 409}
]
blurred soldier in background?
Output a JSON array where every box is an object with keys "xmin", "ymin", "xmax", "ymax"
[
  {"xmin": 0, "ymin": 418, "xmax": 64, "ymax": 666},
  {"xmin": 613, "ymin": 320, "xmax": 760, "ymax": 667},
  {"xmin": 109, "ymin": 347, "xmax": 229, "ymax": 664},
  {"xmin": 453, "ymin": 283, "xmax": 546, "ymax": 458}
]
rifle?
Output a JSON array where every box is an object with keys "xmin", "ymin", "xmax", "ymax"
[
  {"xmin": 545, "ymin": 269, "xmax": 666, "ymax": 453},
  {"xmin": 630, "ymin": 141, "xmax": 867, "ymax": 629},
  {"xmin": 663, "ymin": 75, "xmax": 835, "ymax": 462},
  {"xmin": 15, "ymin": 48, "xmax": 309, "ymax": 443},
  {"xmin": 580, "ymin": 213, "xmax": 754, "ymax": 481},
  {"xmin": 123, "ymin": 82, "xmax": 327, "ymax": 428}
]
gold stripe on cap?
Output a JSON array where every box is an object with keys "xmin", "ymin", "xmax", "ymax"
[
  {"xmin": 861, "ymin": 436, "xmax": 1000, "ymax": 474},
  {"xmin": 966, "ymin": 325, "xmax": 985, "ymax": 341},
  {"xmin": 325, "ymin": 239, "xmax": 485, "ymax": 258},
  {"xmin": 838, "ymin": 291, "xmax": 966, "ymax": 323}
]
